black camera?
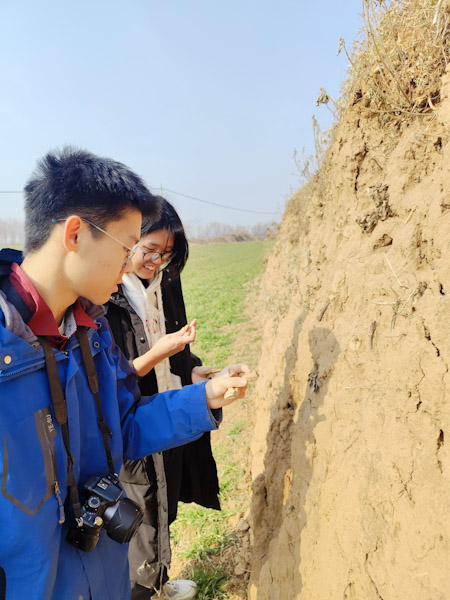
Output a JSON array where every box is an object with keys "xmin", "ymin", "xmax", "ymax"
[{"xmin": 66, "ymin": 473, "xmax": 144, "ymax": 552}]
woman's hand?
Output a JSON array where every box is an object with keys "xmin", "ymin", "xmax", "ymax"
[
  {"xmin": 191, "ymin": 365, "xmax": 220, "ymax": 384},
  {"xmin": 153, "ymin": 319, "xmax": 197, "ymax": 360},
  {"xmin": 205, "ymin": 363, "xmax": 251, "ymax": 409},
  {"xmin": 133, "ymin": 319, "xmax": 197, "ymax": 377}
]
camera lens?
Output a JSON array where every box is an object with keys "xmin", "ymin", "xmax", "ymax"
[{"xmin": 103, "ymin": 498, "xmax": 143, "ymax": 544}]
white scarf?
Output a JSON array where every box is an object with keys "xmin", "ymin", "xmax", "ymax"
[{"xmin": 121, "ymin": 272, "xmax": 181, "ymax": 392}]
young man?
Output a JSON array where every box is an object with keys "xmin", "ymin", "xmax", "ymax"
[{"xmin": 0, "ymin": 147, "xmax": 247, "ymax": 600}]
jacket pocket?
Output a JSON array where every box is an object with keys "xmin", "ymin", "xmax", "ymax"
[{"xmin": 1, "ymin": 406, "xmax": 60, "ymax": 515}]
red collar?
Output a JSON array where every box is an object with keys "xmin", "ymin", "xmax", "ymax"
[{"xmin": 9, "ymin": 262, "xmax": 97, "ymax": 347}]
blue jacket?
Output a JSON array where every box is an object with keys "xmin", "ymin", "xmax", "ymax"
[{"xmin": 0, "ymin": 249, "xmax": 220, "ymax": 600}]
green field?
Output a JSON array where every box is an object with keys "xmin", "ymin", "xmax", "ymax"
[
  {"xmin": 182, "ymin": 240, "xmax": 271, "ymax": 366},
  {"xmin": 171, "ymin": 240, "xmax": 272, "ymax": 598}
]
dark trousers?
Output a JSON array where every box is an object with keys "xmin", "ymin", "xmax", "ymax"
[{"xmin": 131, "ymin": 581, "xmax": 161, "ymax": 599}]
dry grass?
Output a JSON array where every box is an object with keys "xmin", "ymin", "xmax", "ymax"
[
  {"xmin": 293, "ymin": 117, "xmax": 334, "ymax": 183},
  {"xmin": 340, "ymin": 0, "xmax": 450, "ymax": 119}
]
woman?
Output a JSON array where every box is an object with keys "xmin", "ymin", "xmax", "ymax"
[{"xmin": 105, "ymin": 199, "xmax": 220, "ymax": 600}]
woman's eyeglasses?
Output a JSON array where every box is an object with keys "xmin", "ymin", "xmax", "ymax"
[{"xmin": 137, "ymin": 246, "xmax": 173, "ymax": 264}]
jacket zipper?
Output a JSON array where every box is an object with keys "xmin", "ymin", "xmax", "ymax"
[
  {"xmin": 1, "ymin": 350, "xmax": 68, "ymax": 380},
  {"xmin": 54, "ymin": 481, "xmax": 65, "ymax": 524},
  {"xmin": 0, "ymin": 360, "xmax": 46, "ymax": 380}
]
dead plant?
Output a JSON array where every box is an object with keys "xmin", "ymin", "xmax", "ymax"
[
  {"xmin": 340, "ymin": 0, "xmax": 450, "ymax": 120},
  {"xmin": 293, "ymin": 116, "xmax": 333, "ymax": 183}
]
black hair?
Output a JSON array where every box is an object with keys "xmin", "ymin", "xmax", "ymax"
[
  {"xmin": 140, "ymin": 196, "xmax": 188, "ymax": 280},
  {"xmin": 23, "ymin": 146, "xmax": 159, "ymax": 254}
]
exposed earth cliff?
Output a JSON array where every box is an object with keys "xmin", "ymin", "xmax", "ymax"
[{"xmin": 246, "ymin": 4, "xmax": 450, "ymax": 597}]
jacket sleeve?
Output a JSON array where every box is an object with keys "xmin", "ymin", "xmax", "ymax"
[
  {"xmin": 162, "ymin": 274, "xmax": 203, "ymax": 381},
  {"xmin": 103, "ymin": 319, "xmax": 222, "ymax": 460},
  {"xmin": 190, "ymin": 351, "xmax": 202, "ymax": 370}
]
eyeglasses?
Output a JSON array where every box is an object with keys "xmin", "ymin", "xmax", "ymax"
[
  {"xmin": 52, "ymin": 217, "xmax": 137, "ymax": 267},
  {"xmin": 137, "ymin": 246, "xmax": 174, "ymax": 264}
]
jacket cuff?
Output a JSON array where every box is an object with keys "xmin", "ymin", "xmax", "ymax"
[{"xmin": 190, "ymin": 381, "xmax": 223, "ymax": 431}]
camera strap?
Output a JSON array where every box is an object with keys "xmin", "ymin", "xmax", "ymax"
[
  {"xmin": 77, "ymin": 326, "xmax": 115, "ymax": 475},
  {"xmin": 39, "ymin": 336, "xmax": 82, "ymax": 522},
  {"xmin": 39, "ymin": 326, "xmax": 116, "ymax": 524}
]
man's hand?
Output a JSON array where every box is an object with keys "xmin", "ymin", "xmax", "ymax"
[
  {"xmin": 153, "ymin": 319, "xmax": 197, "ymax": 360},
  {"xmin": 205, "ymin": 363, "xmax": 251, "ymax": 409}
]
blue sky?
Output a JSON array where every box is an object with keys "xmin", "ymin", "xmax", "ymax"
[{"xmin": 0, "ymin": 0, "xmax": 363, "ymax": 232}]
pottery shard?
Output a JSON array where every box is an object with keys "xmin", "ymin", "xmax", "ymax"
[{"xmin": 224, "ymin": 368, "xmax": 259, "ymax": 400}]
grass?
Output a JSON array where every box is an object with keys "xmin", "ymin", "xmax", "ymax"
[
  {"xmin": 182, "ymin": 240, "xmax": 272, "ymax": 366},
  {"xmin": 226, "ymin": 422, "xmax": 245, "ymax": 441},
  {"xmin": 182, "ymin": 564, "xmax": 229, "ymax": 600},
  {"xmin": 170, "ymin": 240, "xmax": 272, "ymax": 597},
  {"xmin": 170, "ymin": 427, "xmax": 249, "ymax": 597}
]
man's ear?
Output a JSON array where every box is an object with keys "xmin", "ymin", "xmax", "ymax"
[{"xmin": 62, "ymin": 216, "xmax": 83, "ymax": 252}]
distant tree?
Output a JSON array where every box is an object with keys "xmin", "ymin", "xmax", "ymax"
[
  {"xmin": 0, "ymin": 218, "xmax": 24, "ymax": 245},
  {"xmin": 250, "ymin": 222, "xmax": 271, "ymax": 239},
  {"xmin": 188, "ymin": 220, "xmax": 278, "ymax": 240}
]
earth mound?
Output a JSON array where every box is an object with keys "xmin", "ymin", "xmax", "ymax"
[{"xmin": 246, "ymin": 2, "xmax": 450, "ymax": 598}]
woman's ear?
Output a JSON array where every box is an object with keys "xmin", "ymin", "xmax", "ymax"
[{"xmin": 62, "ymin": 216, "xmax": 83, "ymax": 252}]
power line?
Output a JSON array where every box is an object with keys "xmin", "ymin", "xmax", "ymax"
[
  {"xmin": 152, "ymin": 187, "xmax": 279, "ymax": 216},
  {"xmin": 0, "ymin": 187, "xmax": 279, "ymax": 216}
]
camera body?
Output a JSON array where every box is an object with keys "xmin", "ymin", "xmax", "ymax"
[{"xmin": 66, "ymin": 473, "xmax": 143, "ymax": 552}]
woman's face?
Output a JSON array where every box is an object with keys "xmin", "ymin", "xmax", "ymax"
[{"xmin": 131, "ymin": 228, "xmax": 174, "ymax": 280}]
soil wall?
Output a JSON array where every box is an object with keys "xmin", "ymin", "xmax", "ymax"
[{"xmin": 247, "ymin": 66, "xmax": 450, "ymax": 600}]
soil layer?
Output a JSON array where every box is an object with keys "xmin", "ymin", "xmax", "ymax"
[{"xmin": 246, "ymin": 66, "xmax": 450, "ymax": 600}]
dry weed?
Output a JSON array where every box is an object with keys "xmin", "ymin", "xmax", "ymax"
[
  {"xmin": 294, "ymin": 117, "xmax": 334, "ymax": 183},
  {"xmin": 340, "ymin": 0, "xmax": 450, "ymax": 120}
]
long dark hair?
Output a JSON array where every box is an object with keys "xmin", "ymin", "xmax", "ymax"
[{"xmin": 140, "ymin": 196, "xmax": 188, "ymax": 280}]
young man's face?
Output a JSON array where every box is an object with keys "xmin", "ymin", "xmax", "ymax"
[{"xmin": 66, "ymin": 208, "xmax": 142, "ymax": 305}]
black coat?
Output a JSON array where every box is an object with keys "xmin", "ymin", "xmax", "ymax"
[{"xmin": 105, "ymin": 273, "xmax": 220, "ymax": 589}]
